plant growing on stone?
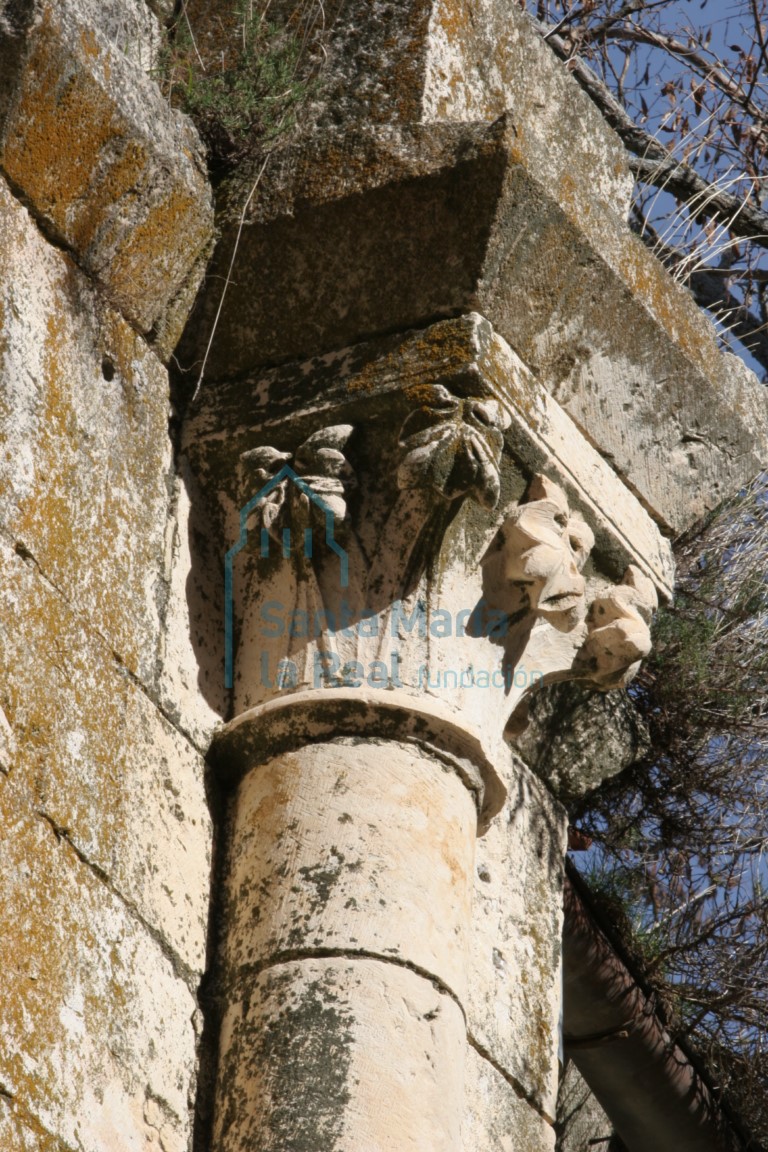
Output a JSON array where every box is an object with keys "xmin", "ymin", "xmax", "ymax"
[{"xmin": 159, "ymin": 0, "xmax": 321, "ymax": 174}]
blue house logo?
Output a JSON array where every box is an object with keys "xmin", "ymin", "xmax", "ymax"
[{"xmin": 224, "ymin": 464, "xmax": 349, "ymax": 689}]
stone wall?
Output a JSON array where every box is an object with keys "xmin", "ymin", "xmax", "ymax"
[
  {"xmin": 555, "ymin": 1062, "xmax": 618, "ymax": 1152},
  {"xmin": 0, "ymin": 2, "xmax": 216, "ymax": 1148}
]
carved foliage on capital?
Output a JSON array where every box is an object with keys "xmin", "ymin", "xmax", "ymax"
[
  {"xmin": 486, "ymin": 474, "xmax": 657, "ymax": 707},
  {"xmin": 396, "ymin": 385, "xmax": 510, "ymax": 509},
  {"xmin": 240, "ymin": 424, "xmax": 356, "ymax": 547},
  {"xmin": 231, "ymin": 415, "xmax": 658, "ymax": 720},
  {"xmin": 231, "ymin": 388, "xmax": 511, "ymax": 706}
]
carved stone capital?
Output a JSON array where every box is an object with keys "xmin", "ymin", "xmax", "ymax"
[
  {"xmin": 397, "ymin": 386, "xmax": 510, "ymax": 508},
  {"xmin": 187, "ymin": 314, "xmax": 672, "ymax": 811}
]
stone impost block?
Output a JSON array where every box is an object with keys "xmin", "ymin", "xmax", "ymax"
[
  {"xmin": 214, "ymin": 957, "xmax": 466, "ymax": 1152},
  {"xmin": 0, "ymin": 775, "xmax": 197, "ymax": 1152},
  {"xmin": 0, "ymin": 0, "xmax": 214, "ymax": 357},
  {"xmin": 0, "ymin": 177, "xmax": 173, "ymax": 687},
  {"xmin": 179, "ymin": 0, "xmax": 768, "ymax": 531},
  {"xmin": 0, "ymin": 536, "xmax": 211, "ymax": 974},
  {"xmin": 221, "ymin": 738, "xmax": 477, "ymax": 1005}
]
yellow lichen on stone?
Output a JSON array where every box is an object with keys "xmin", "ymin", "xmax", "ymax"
[
  {"xmin": 0, "ymin": 2, "xmax": 213, "ymax": 353},
  {"xmin": 0, "ymin": 178, "xmax": 173, "ymax": 685},
  {"xmin": 107, "ymin": 183, "xmax": 208, "ymax": 329},
  {"xmin": 2, "ymin": 11, "xmax": 116, "ymax": 223}
]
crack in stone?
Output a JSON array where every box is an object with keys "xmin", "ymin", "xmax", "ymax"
[
  {"xmin": 0, "ymin": 523, "xmax": 209, "ymax": 757},
  {"xmin": 467, "ymin": 1032, "xmax": 556, "ymax": 1127},
  {"xmin": 35, "ymin": 808, "xmax": 200, "ymax": 994},
  {"xmin": 225, "ymin": 945, "xmax": 468, "ymax": 1024}
]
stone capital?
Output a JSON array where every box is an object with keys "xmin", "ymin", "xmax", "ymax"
[{"xmin": 188, "ymin": 314, "xmax": 672, "ymax": 824}]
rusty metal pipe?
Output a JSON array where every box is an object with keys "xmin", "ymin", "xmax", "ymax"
[{"xmin": 562, "ymin": 869, "xmax": 745, "ymax": 1152}]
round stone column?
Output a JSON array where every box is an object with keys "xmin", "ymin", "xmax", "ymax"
[{"xmin": 211, "ymin": 693, "xmax": 503, "ymax": 1152}]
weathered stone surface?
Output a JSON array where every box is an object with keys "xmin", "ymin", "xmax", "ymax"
[
  {"xmin": 222, "ymin": 739, "xmax": 476, "ymax": 1003},
  {"xmin": 468, "ymin": 753, "xmax": 567, "ymax": 1119},
  {"xmin": 555, "ymin": 1061, "xmax": 615, "ymax": 1152},
  {"xmin": 0, "ymin": 699, "xmax": 15, "ymax": 774},
  {"xmin": 0, "ymin": 0, "xmax": 163, "ymax": 79},
  {"xmin": 70, "ymin": 0, "xmax": 163, "ymax": 71},
  {"xmin": 225, "ymin": 0, "xmax": 632, "ymax": 211},
  {"xmin": 214, "ymin": 957, "xmax": 466, "ymax": 1152},
  {"xmin": 0, "ymin": 1104, "xmax": 68, "ymax": 1152},
  {"xmin": 0, "ymin": 775, "xmax": 197, "ymax": 1152},
  {"xmin": 185, "ymin": 314, "xmax": 674, "ymax": 649},
  {"xmin": 0, "ymin": 1, "xmax": 213, "ymax": 356},
  {"xmin": 143, "ymin": 0, "xmax": 176, "ymax": 29},
  {"xmin": 463, "ymin": 1043, "xmax": 556, "ymax": 1152},
  {"xmin": 515, "ymin": 681, "xmax": 650, "ymax": 805},
  {"xmin": 0, "ymin": 177, "xmax": 172, "ymax": 687},
  {"xmin": 179, "ymin": 2, "xmax": 768, "ymax": 532},
  {"xmin": 155, "ymin": 464, "xmax": 228, "ymax": 751},
  {"xmin": 0, "ymin": 536, "xmax": 211, "ymax": 973}
]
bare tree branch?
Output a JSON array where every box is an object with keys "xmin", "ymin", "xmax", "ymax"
[
  {"xmin": 533, "ymin": 16, "xmax": 768, "ymax": 249},
  {"xmin": 602, "ymin": 25, "xmax": 768, "ymax": 135}
]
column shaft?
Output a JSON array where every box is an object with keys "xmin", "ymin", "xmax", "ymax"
[{"xmin": 213, "ymin": 736, "xmax": 478, "ymax": 1152}]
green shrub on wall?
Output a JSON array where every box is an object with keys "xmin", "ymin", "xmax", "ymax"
[{"xmin": 159, "ymin": 1, "xmax": 318, "ymax": 174}]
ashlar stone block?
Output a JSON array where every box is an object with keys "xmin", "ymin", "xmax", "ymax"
[
  {"xmin": 0, "ymin": 176, "xmax": 172, "ymax": 688},
  {"xmin": 0, "ymin": 775, "xmax": 198, "ymax": 1152},
  {"xmin": 0, "ymin": 536, "xmax": 211, "ymax": 974},
  {"xmin": 0, "ymin": 0, "xmax": 213, "ymax": 356}
]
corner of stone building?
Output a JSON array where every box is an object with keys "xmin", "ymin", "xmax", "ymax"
[{"xmin": 0, "ymin": 2, "xmax": 218, "ymax": 1148}]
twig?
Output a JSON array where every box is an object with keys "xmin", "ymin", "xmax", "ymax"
[{"xmin": 191, "ymin": 154, "xmax": 271, "ymax": 404}]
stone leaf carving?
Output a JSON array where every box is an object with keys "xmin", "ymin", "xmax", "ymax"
[
  {"xmin": 487, "ymin": 476, "xmax": 658, "ymax": 736},
  {"xmin": 365, "ymin": 387, "xmax": 510, "ymax": 606},
  {"xmin": 577, "ymin": 564, "xmax": 658, "ymax": 689},
  {"xmin": 235, "ymin": 425, "xmax": 359, "ymax": 711},
  {"xmin": 494, "ymin": 475, "xmax": 594, "ymax": 632},
  {"xmin": 240, "ymin": 424, "xmax": 355, "ymax": 542},
  {"xmin": 397, "ymin": 385, "xmax": 510, "ymax": 509}
]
